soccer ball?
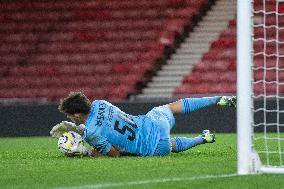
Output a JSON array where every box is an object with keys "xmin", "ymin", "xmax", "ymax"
[{"xmin": 58, "ymin": 131, "xmax": 84, "ymax": 156}]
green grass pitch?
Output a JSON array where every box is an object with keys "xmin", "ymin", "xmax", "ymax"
[{"xmin": 1, "ymin": 134, "xmax": 284, "ymax": 189}]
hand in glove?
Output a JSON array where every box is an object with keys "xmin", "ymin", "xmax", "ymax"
[{"xmin": 50, "ymin": 121, "xmax": 85, "ymax": 138}]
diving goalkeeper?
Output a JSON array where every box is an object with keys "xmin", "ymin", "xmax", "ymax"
[{"xmin": 50, "ymin": 92, "xmax": 236, "ymax": 157}]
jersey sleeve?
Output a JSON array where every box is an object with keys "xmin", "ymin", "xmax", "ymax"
[{"xmin": 84, "ymin": 133, "xmax": 112, "ymax": 155}]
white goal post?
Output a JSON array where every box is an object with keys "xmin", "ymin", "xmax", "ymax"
[{"xmin": 237, "ymin": 0, "xmax": 284, "ymax": 174}]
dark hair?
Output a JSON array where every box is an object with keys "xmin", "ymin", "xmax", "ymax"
[{"xmin": 58, "ymin": 92, "xmax": 91, "ymax": 115}]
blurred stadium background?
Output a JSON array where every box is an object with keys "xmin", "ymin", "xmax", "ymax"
[{"xmin": 1, "ymin": 0, "xmax": 238, "ymax": 137}]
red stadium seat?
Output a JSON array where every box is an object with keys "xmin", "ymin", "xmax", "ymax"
[
  {"xmin": 0, "ymin": 0, "xmax": 210, "ymax": 101},
  {"xmin": 174, "ymin": 15, "xmax": 237, "ymax": 97}
]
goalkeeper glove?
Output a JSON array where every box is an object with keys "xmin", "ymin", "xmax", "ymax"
[{"xmin": 50, "ymin": 121, "xmax": 85, "ymax": 138}]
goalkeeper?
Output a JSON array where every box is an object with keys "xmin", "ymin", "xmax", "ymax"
[{"xmin": 50, "ymin": 92, "xmax": 236, "ymax": 157}]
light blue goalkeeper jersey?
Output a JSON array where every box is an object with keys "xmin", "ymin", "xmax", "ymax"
[{"xmin": 83, "ymin": 100, "xmax": 160, "ymax": 156}]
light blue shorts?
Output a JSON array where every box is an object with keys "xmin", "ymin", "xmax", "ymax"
[{"xmin": 146, "ymin": 105, "xmax": 175, "ymax": 156}]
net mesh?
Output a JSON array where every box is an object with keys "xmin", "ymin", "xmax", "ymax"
[{"xmin": 252, "ymin": 0, "xmax": 284, "ymax": 167}]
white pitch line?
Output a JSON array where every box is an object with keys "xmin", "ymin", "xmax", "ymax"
[{"xmin": 53, "ymin": 173, "xmax": 238, "ymax": 189}]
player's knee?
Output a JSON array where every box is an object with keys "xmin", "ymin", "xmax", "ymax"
[{"xmin": 170, "ymin": 138, "xmax": 177, "ymax": 153}]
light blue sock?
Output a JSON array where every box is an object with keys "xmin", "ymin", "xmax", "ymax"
[
  {"xmin": 181, "ymin": 96, "xmax": 221, "ymax": 114},
  {"xmin": 171, "ymin": 137, "xmax": 204, "ymax": 153}
]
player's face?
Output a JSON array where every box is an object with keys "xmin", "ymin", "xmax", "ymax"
[{"xmin": 67, "ymin": 113, "xmax": 85, "ymax": 125}]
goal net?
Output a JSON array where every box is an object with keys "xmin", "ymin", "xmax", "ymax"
[{"xmin": 237, "ymin": 0, "xmax": 284, "ymax": 174}]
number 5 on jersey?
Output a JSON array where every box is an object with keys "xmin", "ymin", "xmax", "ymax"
[{"xmin": 114, "ymin": 121, "xmax": 137, "ymax": 141}]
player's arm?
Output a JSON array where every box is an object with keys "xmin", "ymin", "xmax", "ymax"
[
  {"xmin": 89, "ymin": 146, "xmax": 136, "ymax": 157},
  {"xmin": 85, "ymin": 134, "xmax": 135, "ymax": 157},
  {"xmin": 89, "ymin": 146, "xmax": 120, "ymax": 157},
  {"xmin": 106, "ymin": 146, "xmax": 121, "ymax": 157},
  {"xmin": 89, "ymin": 148, "xmax": 103, "ymax": 157},
  {"xmin": 106, "ymin": 147, "xmax": 138, "ymax": 157},
  {"xmin": 85, "ymin": 135, "xmax": 121, "ymax": 157}
]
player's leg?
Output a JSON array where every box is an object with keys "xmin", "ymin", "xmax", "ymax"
[
  {"xmin": 168, "ymin": 96, "xmax": 236, "ymax": 114},
  {"xmin": 147, "ymin": 106, "xmax": 174, "ymax": 156},
  {"xmin": 152, "ymin": 121, "xmax": 172, "ymax": 156},
  {"xmin": 171, "ymin": 130, "xmax": 215, "ymax": 153},
  {"xmin": 148, "ymin": 101, "xmax": 221, "ymax": 155},
  {"xmin": 153, "ymin": 138, "xmax": 171, "ymax": 156}
]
